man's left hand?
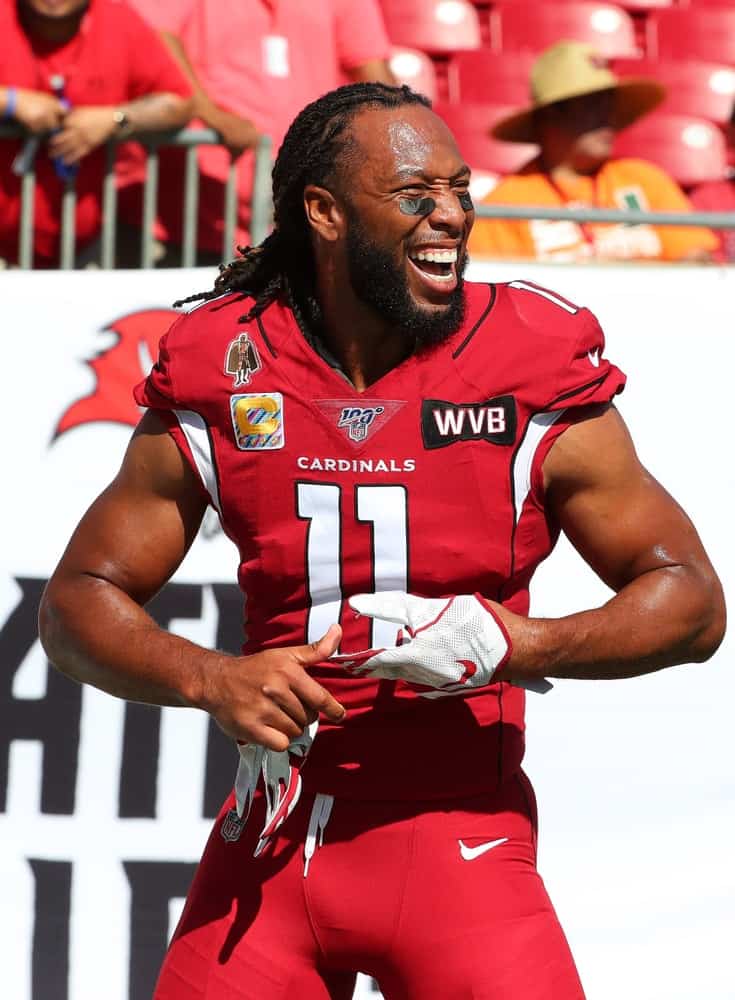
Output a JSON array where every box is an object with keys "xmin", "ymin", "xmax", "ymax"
[
  {"xmin": 47, "ymin": 107, "xmax": 117, "ymax": 165},
  {"xmin": 332, "ymin": 591, "xmax": 513, "ymax": 693}
]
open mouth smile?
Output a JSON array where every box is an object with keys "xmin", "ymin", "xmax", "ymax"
[{"xmin": 407, "ymin": 247, "xmax": 458, "ymax": 291}]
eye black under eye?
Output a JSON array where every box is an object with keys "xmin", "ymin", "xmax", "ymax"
[
  {"xmin": 399, "ymin": 196, "xmax": 436, "ymax": 216},
  {"xmin": 397, "ymin": 191, "xmax": 474, "ymax": 215}
]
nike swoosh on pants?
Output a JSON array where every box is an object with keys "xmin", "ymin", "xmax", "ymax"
[{"xmin": 458, "ymin": 837, "xmax": 509, "ymax": 860}]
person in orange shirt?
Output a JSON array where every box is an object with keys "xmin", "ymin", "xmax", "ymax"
[{"xmin": 469, "ymin": 41, "xmax": 718, "ymax": 262}]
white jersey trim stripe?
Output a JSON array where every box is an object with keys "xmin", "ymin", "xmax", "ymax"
[
  {"xmin": 177, "ymin": 290, "xmax": 232, "ymax": 315},
  {"xmin": 173, "ymin": 409, "xmax": 222, "ymax": 514},
  {"xmin": 508, "ymin": 280, "xmax": 579, "ymax": 314},
  {"xmin": 512, "ymin": 409, "xmax": 565, "ymax": 523}
]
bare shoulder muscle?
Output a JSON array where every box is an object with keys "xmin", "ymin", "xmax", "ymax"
[
  {"xmin": 52, "ymin": 410, "xmax": 208, "ymax": 605},
  {"xmin": 542, "ymin": 404, "xmax": 716, "ymax": 593},
  {"xmin": 543, "ymin": 404, "xmax": 641, "ymax": 496}
]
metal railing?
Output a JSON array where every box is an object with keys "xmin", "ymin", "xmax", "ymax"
[
  {"xmin": 4, "ymin": 119, "xmax": 735, "ymax": 268},
  {"xmin": 473, "ymin": 203, "xmax": 735, "ymax": 229},
  {"xmin": 0, "ymin": 124, "xmax": 273, "ymax": 269}
]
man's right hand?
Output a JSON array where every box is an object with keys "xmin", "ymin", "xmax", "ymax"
[
  {"xmin": 14, "ymin": 89, "xmax": 66, "ymax": 132},
  {"xmin": 199, "ymin": 624, "xmax": 345, "ymax": 751}
]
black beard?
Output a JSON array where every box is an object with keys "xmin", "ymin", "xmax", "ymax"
[
  {"xmin": 19, "ymin": 1, "xmax": 89, "ymax": 27},
  {"xmin": 344, "ymin": 214, "xmax": 467, "ymax": 352}
]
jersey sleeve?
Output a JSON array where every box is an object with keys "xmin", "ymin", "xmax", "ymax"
[
  {"xmin": 499, "ymin": 279, "xmax": 627, "ymax": 415},
  {"xmin": 134, "ymin": 318, "xmax": 220, "ymax": 512},
  {"xmin": 526, "ymin": 304, "xmax": 627, "ymax": 506},
  {"xmin": 493, "ymin": 281, "xmax": 627, "ymax": 510},
  {"xmin": 543, "ymin": 306, "xmax": 626, "ymax": 412},
  {"xmin": 134, "ymin": 324, "xmax": 181, "ymax": 409}
]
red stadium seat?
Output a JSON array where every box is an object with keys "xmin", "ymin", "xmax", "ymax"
[
  {"xmin": 613, "ymin": 112, "xmax": 728, "ymax": 186},
  {"xmin": 389, "ymin": 48, "xmax": 439, "ymax": 101},
  {"xmin": 613, "ymin": 58, "xmax": 735, "ymax": 125},
  {"xmin": 646, "ymin": 8, "xmax": 735, "ymax": 65},
  {"xmin": 380, "ymin": 0, "xmax": 482, "ymax": 54},
  {"xmin": 446, "ymin": 49, "xmax": 535, "ymax": 103},
  {"xmin": 434, "ymin": 101, "xmax": 539, "ymax": 173},
  {"xmin": 495, "ymin": 0, "xmax": 671, "ymax": 10},
  {"xmin": 612, "ymin": 0, "xmax": 671, "ymax": 9},
  {"xmin": 484, "ymin": 0, "xmax": 669, "ymax": 57},
  {"xmin": 489, "ymin": 2, "xmax": 640, "ymax": 58}
]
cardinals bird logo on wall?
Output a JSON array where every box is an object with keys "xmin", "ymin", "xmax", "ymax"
[
  {"xmin": 225, "ymin": 332, "xmax": 261, "ymax": 387},
  {"xmin": 54, "ymin": 308, "xmax": 178, "ymax": 437}
]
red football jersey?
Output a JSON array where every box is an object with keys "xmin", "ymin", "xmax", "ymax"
[{"xmin": 135, "ymin": 280, "xmax": 626, "ymax": 800}]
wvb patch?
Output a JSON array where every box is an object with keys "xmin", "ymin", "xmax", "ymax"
[
  {"xmin": 231, "ymin": 392, "xmax": 284, "ymax": 450},
  {"xmin": 315, "ymin": 399, "xmax": 405, "ymax": 447},
  {"xmin": 422, "ymin": 396, "xmax": 516, "ymax": 449}
]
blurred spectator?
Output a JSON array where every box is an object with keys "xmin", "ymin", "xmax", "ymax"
[
  {"xmin": 469, "ymin": 42, "xmax": 718, "ymax": 263},
  {"xmin": 124, "ymin": 0, "xmax": 259, "ymax": 161},
  {"xmin": 690, "ymin": 103, "xmax": 735, "ymax": 262},
  {"xmin": 0, "ymin": 0, "xmax": 193, "ymax": 267},
  {"xmin": 121, "ymin": 0, "xmax": 395, "ymax": 263}
]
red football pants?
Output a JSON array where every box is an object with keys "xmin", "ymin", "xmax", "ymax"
[{"xmin": 154, "ymin": 772, "xmax": 585, "ymax": 999}]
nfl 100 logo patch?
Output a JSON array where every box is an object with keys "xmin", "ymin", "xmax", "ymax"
[
  {"xmin": 338, "ymin": 404, "xmax": 384, "ymax": 442},
  {"xmin": 230, "ymin": 392, "xmax": 284, "ymax": 450},
  {"xmin": 315, "ymin": 398, "xmax": 405, "ymax": 447}
]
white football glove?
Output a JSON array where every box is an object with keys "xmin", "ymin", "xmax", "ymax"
[
  {"xmin": 331, "ymin": 592, "xmax": 510, "ymax": 694},
  {"xmin": 332, "ymin": 592, "xmax": 552, "ymax": 696},
  {"xmin": 234, "ymin": 720, "xmax": 318, "ymax": 856}
]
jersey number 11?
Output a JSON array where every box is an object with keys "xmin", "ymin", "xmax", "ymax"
[{"xmin": 297, "ymin": 482, "xmax": 408, "ymax": 650}]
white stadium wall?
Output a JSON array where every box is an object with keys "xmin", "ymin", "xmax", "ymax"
[{"xmin": 0, "ymin": 262, "xmax": 732, "ymax": 1000}]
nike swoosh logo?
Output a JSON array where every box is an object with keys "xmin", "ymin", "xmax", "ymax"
[
  {"xmin": 456, "ymin": 659, "xmax": 477, "ymax": 683},
  {"xmin": 458, "ymin": 837, "xmax": 508, "ymax": 860},
  {"xmin": 437, "ymin": 659, "xmax": 479, "ymax": 692}
]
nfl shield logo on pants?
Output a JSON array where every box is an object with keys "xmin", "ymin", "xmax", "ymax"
[{"xmin": 220, "ymin": 808, "xmax": 246, "ymax": 843}]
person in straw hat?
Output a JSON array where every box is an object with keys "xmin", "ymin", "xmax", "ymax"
[{"xmin": 469, "ymin": 40, "xmax": 717, "ymax": 261}]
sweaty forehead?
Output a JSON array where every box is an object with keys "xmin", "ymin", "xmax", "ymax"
[
  {"xmin": 348, "ymin": 106, "xmax": 465, "ymax": 185},
  {"xmin": 387, "ymin": 119, "xmax": 433, "ymax": 170}
]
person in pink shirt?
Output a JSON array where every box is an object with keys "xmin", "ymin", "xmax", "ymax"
[
  {"xmin": 122, "ymin": 0, "xmax": 394, "ymax": 262},
  {"xmin": 125, "ymin": 0, "xmax": 259, "ymax": 159}
]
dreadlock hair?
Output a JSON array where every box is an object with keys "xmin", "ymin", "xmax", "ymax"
[{"xmin": 174, "ymin": 82, "xmax": 431, "ymax": 331}]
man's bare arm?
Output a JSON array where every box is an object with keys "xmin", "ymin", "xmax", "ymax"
[
  {"xmin": 2, "ymin": 86, "xmax": 65, "ymax": 131},
  {"xmin": 160, "ymin": 31, "xmax": 260, "ymax": 157},
  {"xmin": 348, "ymin": 60, "xmax": 396, "ymax": 86},
  {"xmin": 39, "ymin": 411, "xmax": 344, "ymax": 751},
  {"xmin": 495, "ymin": 405, "xmax": 725, "ymax": 682},
  {"xmin": 48, "ymin": 92, "xmax": 194, "ymax": 165},
  {"xmin": 112, "ymin": 91, "xmax": 194, "ymax": 133}
]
